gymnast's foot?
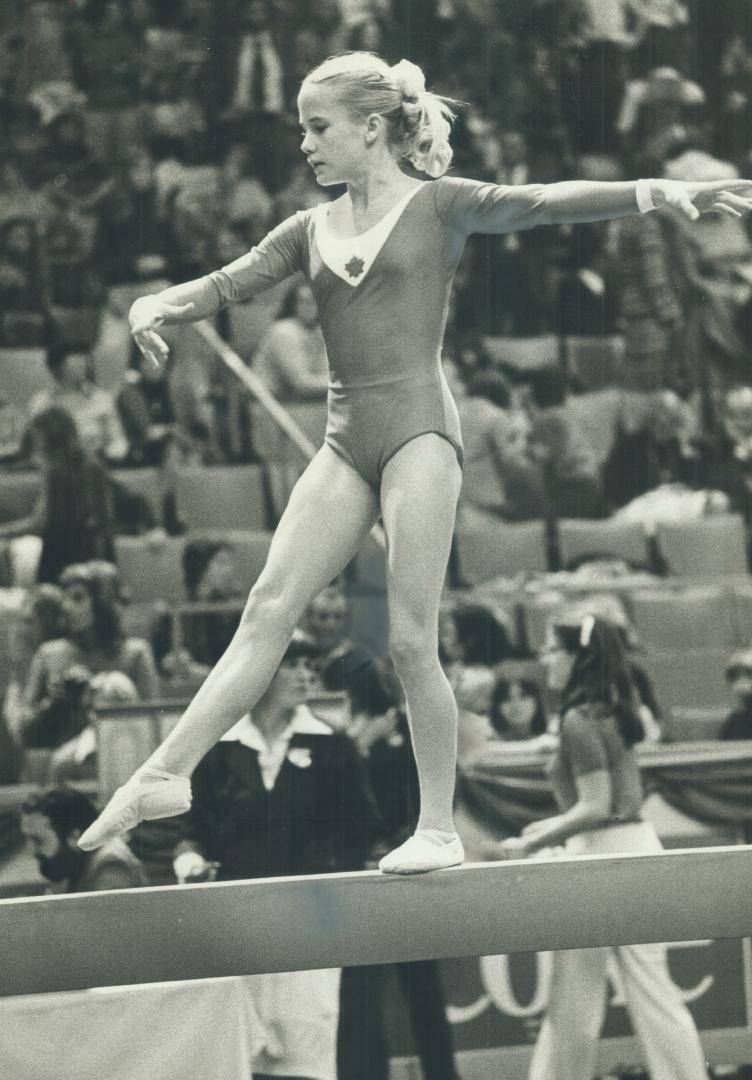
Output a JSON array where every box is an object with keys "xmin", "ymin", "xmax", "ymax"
[
  {"xmin": 78, "ymin": 767, "xmax": 192, "ymax": 851},
  {"xmin": 378, "ymin": 829, "xmax": 464, "ymax": 874}
]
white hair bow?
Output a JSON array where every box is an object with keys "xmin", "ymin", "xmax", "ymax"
[
  {"xmin": 580, "ymin": 615, "xmax": 595, "ymax": 648},
  {"xmin": 390, "ymin": 59, "xmax": 425, "ymax": 100}
]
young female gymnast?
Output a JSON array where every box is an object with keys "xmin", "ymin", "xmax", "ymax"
[
  {"xmin": 80, "ymin": 51, "xmax": 752, "ymax": 873},
  {"xmin": 487, "ymin": 614, "xmax": 707, "ymax": 1079}
]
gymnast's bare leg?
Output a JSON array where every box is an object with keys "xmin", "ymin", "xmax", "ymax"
[
  {"xmin": 377, "ymin": 433, "xmax": 465, "ymax": 873},
  {"xmin": 79, "ymin": 444, "xmax": 379, "ymax": 849}
]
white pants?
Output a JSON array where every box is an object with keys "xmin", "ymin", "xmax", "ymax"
[{"xmin": 529, "ymin": 822, "xmax": 708, "ymax": 1080}]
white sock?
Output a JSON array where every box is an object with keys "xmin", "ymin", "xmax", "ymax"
[{"xmin": 415, "ymin": 828, "xmax": 457, "ymax": 845}]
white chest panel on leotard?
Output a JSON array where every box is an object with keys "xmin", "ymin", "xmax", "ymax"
[{"xmin": 312, "ymin": 185, "xmax": 424, "ymax": 287}]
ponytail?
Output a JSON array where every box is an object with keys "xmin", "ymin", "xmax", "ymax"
[{"xmin": 303, "ymin": 52, "xmax": 460, "ymax": 178}]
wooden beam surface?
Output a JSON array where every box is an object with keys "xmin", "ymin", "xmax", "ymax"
[{"xmin": 1, "ymin": 846, "xmax": 750, "ymax": 997}]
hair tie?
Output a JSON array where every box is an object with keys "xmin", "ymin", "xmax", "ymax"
[
  {"xmin": 580, "ymin": 615, "xmax": 595, "ymax": 648},
  {"xmin": 390, "ymin": 59, "xmax": 425, "ymax": 101}
]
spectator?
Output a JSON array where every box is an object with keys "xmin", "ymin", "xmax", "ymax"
[
  {"xmin": 3, "ymin": 584, "xmax": 70, "ymax": 746},
  {"xmin": 64, "ymin": 0, "xmax": 144, "ymax": 164},
  {"xmin": 94, "ymin": 149, "xmax": 169, "ymax": 285},
  {"xmin": 173, "ymin": 635, "xmax": 379, "ymax": 1080},
  {"xmin": 439, "ymin": 601, "xmax": 517, "ymax": 716},
  {"xmin": 181, "ymin": 539, "xmax": 246, "ymax": 666},
  {"xmin": 602, "ymin": 389, "xmax": 703, "ymax": 511},
  {"xmin": 253, "ymin": 280, "xmax": 329, "ymax": 403},
  {"xmin": 23, "ymin": 560, "xmax": 159, "ymax": 724},
  {"xmin": 450, "ymin": 363, "xmax": 547, "ymax": 526},
  {"xmin": 0, "ymin": 215, "xmax": 49, "ymax": 347},
  {"xmin": 525, "ymin": 366, "xmax": 604, "ymax": 519},
  {"xmin": 487, "ymin": 614, "xmax": 707, "ymax": 1080},
  {"xmin": 615, "ymin": 194, "xmax": 690, "ymax": 394},
  {"xmin": 216, "ymin": 0, "xmax": 287, "ymax": 189},
  {"xmin": 0, "ymin": 407, "xmax": 118, "ymax": 583},
  {"xmin": 489, "ymin": 676, "xmax": 548, "ymax": 741},
  {"xmin": 702, "ymin": 385, "xmax": 752, "ymax": 534},
  {"xmin": 21, "ymin": 787, "xmax": 148, "ymax": 893},
  {"xmin": 720, "ymin": 648, "xmax": 752, "ymax": 740},
  {"xmin": 116, "ymin": 343, "xmax": 179, "ymax": 468},
  {"xmin": 30, "ymin": 343, "xmax": 129, "ymax": 464}
]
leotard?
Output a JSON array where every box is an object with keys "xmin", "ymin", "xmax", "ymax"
[{"xmin": 203, "ymin": 177, "xmax": 590, "ymax": 490}]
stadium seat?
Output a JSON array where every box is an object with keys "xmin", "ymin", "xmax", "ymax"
[
  {"xmin": 354, "ymin": 533, "xmax": 387, "ymax": 591},
  {"xmin": 481, "ymin": 335, "xmax": 559, "ymax": 373},
  {"xmin": 655, "ymin": 515, "xmax": 748, "ymax": 578},
  {"xmin": 730, "ymin": 580, "xmax": 752, "ymax": 643},
  {"xmin": 0, "ymin": 472, "xmax": 41, "ymax": 524},
  {"xmin": 347, "ymin": 589, "xmax": 389, "ymax": 657},
  {"xmin": 640, "ymin": 649, "xmax": 733, "ymax": 710},
  {"xmin": 187, "ymin": 528, "xmax": 272, "ymax": 592},
  {"xmin": 175, "ymin": 465, "xmax": 268, "ymax": 531},
  {"xmin": 114, "ymin": 536, "xmax": 186, "ymax": 604},
  {"xmin": 0, "ymin": 349, "xmax": 48, "ymax": 408},
  {"xmin": 93, "ymin": 707, "xmax": 161, "ymax": 803},
  {"xmin": 564, "ymin": 335, "xmax": 625, "ymax": 391},
  {"xmin": 557, "ymin": 518, "xmax": 649, "ymax": 568},
  {"xmin": 562, "ymin": 388, "xmax": 622, "ymax": 465},
  {"xmin": 629, "ymin": 586, "xmax": 738, "ymax": 650},
  {"xmin": 455, "ymin": 521, "xmax": 549, "ymax": 585},
  {"xmin": 114, "ymin": 468, "xmax": 163, "ymax": 522},
  {"xmin": 663, "ymin": 706, "xmax": 729, "ymax": 742},
  {"xmin": 250, "ymin": 402, "xmax": 327, "ymax": 465}
]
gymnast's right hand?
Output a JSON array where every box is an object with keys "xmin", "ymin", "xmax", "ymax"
[{"xmin": 129, "ymin": 295, "xmax": 195, "ymax": 367}]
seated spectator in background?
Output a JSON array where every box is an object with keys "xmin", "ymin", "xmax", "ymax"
[
  {"xmin": 21, "ymin": 788, "xmax": 148, "ymax": 894},
  {"xmin": 22, "ymin": 662, "xmax": 91, "ymax": 752},
  {"xmin": 116, "ymin": 343, "xmax": 178, "ymax": 468},
  {"xmin": 614, "ymin": 180, "xmax": 690, "ymax": 395},
  {"xmin": 94, "ymin": 148, "xmax": 170, "ymax": 285},
  {"xmin": 602, "ymin": 389, "xmax": 702, "ymax": 512},
  {"xmin": 440, "ymin": 601, "xmax": 517, "ymax": 716},
  {"xmin": 720, "ymin": 648, "xmax": 752, "ymax": 740},
  {"xmin": 37, "ymin": 110, "xmax": 114, "ymax": 232},
  {"xmin": 0, "ymin": 215, "xmax": 49, "ymax": 347},
  {"xmin": 48, "ymin": 669, "xmax": 141, "ymax": 785},
  {"xmin": 3, "ymin": 584, "xmax": 69, "ymax": 748},
  {"xmin": 253, "ymin": 280, "xmax": 328, "ymax": 403},
  {"xmin": 173, "ymin": 635, "xmax": 379, "ymax": 1080},
  {"xmin": 30, "ymin": 343, "xmax": 129, "ymax": 464},
  {"xmin": 449, "ymin": 361, "xmax": 548, "ymax": 526},
  {"xmin": 0, "ymin": 407, "xmax": 117, "ymax": 584},
  {"xmin": 23, "ymin": 561, "xmax": 159, "ymax": 728},
  {"xmin": 219, "ymin": 142, "xmax": 274, "ymax": 240},
  {"xmin": 181, "ymin": 539, "xmax": 245, "ymax": 666},
  {"xmin": 489, "ymin": 676, "xmax": 549, "ymax": 743},
  {"xmin": 525, "ymin": 367, "xmax": 604, "ymax": 519},
  {"xmin": 664, "ymin": 149, "xmax": 752, "ymax": 396},
  {"xmin": 63, "ymin": 0, "xmax": 144, "ymax": 165},
  {"xmin": 701, "ymin": 385, "xmax": 752, "ymax": 532},
  {"xmin": 273, "ymin": 157, "xmax": 330, "ymax": 221}
]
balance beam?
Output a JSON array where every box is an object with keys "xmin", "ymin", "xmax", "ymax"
[{"xmin": 1, "ymin": 846, "xmax": 750, "ymax": 997}]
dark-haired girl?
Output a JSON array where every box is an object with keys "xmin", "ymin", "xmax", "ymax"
[
  {"xmin": 23, "ymin": 561, "xmax": 159, "ymax": 722},
  {"xmin": 488, "ymin": 615, "xmax": 706, "ymax": 1080}
]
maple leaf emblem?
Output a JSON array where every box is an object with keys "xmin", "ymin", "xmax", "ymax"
[{"xmin": 345, "ymin": 255, "xmax": 365, "ymax": 278}]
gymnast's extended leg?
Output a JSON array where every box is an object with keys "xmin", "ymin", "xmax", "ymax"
[
  {"xmin": 376, "ymin": 433, "xmax": 464, "ymax": 874},
  {"xmin": 79, "ymin": 445, "xmax": 379, "ymax": 849}
]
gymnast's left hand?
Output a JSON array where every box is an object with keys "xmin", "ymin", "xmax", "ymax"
[{"xmin": 651, "ymin": 178, "xmax": 752, "ymax": 221}]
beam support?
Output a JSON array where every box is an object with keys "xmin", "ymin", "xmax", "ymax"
[{"xmin": 1, "ymin": 847, "xmax": 751, "ymax": 998}]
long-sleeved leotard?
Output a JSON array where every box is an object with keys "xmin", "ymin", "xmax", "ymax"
[{"xmin": 185, "ymin": 177, "xmax": 643, "ymax": 489}]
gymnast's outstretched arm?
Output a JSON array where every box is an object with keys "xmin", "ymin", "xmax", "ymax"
[
  {"xmin": 129, "ymin": 211, "xmax": 308, "ymax": 366},
  {"xmin": 436, "ymin": 173, "xmax": 752, "ymax": 237}
]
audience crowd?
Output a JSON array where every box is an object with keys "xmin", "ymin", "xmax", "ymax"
[{"xmin": 1, "ymin": 2, "xmax": 752, "ymax": 1078}]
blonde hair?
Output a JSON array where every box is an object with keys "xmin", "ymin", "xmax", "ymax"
[{"xmin": 301, "ymin": 52, "xmax": 458, "ymax": 178}]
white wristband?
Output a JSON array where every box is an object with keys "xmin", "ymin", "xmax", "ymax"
[{"xmin": 635, "ymin": 179, "xmax": 657, "ymax": 214}]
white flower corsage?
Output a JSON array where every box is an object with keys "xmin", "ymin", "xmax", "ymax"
[{"xmin": 287, "ymin": 747, "xmax": 313, "ymax": 769}]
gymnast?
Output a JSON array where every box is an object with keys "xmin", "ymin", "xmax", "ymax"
[{"xmin": 80, "ymin": 50, "xmax": 752, "ymax": 873}]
